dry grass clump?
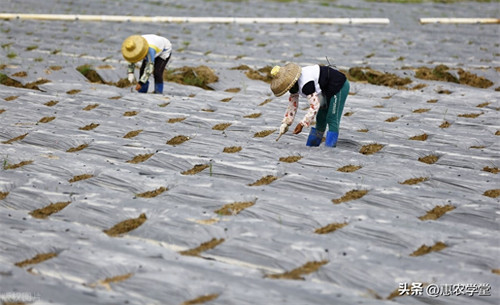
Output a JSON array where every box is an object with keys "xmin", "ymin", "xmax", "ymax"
[
  {"xmin": 167, "ymin": 135, "xmax": 190, "ymax": 145},
  {"xmin": 182, "ymin": 164, "xmax": 209, "ymax": 175},
  {"xmin": 103, "ymin": 213, "xmax": 147, "ymax": 237},
  {"xmin": 179, "ymin": 238, "xmax": 225, "ymax": 257},
  {"xmin": 418, "ymin": 205, "xmax": 455, "ymax": 221},
  {"xmin": 69, "ymin": 174, "xmax": 93, "ymax": 183},
  {"xmin": 164, "ymin": 65, "xmax": 218, "ymax": 90},
  {"xmin": 4, "ymin": 160, "xmax": 33, "ymax": 170},
  {"xmin": 345, "ymin": 67, "xmax": 412, "ymax": 89},
  {"xmin": 337, "ymin": 165, "xmax": 362, "ymax": 172},
  {"xmin": 123, "ymin": 130, "xmax": 143, "ymax": 138},
  {"xmin": 254, "ymin": 129, "xmax": 276, "ymax": 138},
  {"xmin": 126, "ymin": 153, "xmax": 154, "ymax": 164},
  {"xmin": 223, "ymin": 146, "xmax": 242, "ymax": 153},
  {"xmin": 82, "ymin": 104, "xmax": 99, "ymax": 111},
  {"xmin": 409, "ymin": 133, "xmax": 428, "ymax": 141},
  {"xmin": 66, "ymin": 144, "xmax": 88, "ymax": 152},
  {"xmin": 249, "ymin": 175, "xmax": 278, "ymax": 186},
  {"xmin": 265, "ymin": 260, "xmax": 328, "ymax": 280},
  {"xmin": 182, "ymin": 294, "xmax": 220, "ymax": 305},
  {"xmin": 483, "ymin": 189, "xmax": 500, "ymax": 198},
  {"xmin": 79, "ymin": 123, "xmax": 99, "ymax": 130},
  {"xmin": 15, "ymin": 252, "xmax": 58, "ymax": 267},
  {"xmin": 279, "ymin": 156, "xmax": 302, "ymax": 163},
  {"xmin": 314, "ymin": 222, "xmax": 348, "ymax": 234},
  {"xmin": 332, "ymin": 189, "xmax": 368, "ymax": 204},
  {"xmin": 136, "ymin": 187, "xmax": 167, "ymax": 198},
  {"xmin": 2, "ymin": 133, "xmax": 28, "ymax": 144},
  {"xmin": 400, "ymin": 177, "xmax": 428, "ymax": 185},
  {"xmin": 483, "ymin": 166, "xmax": 499, "ymax": 174},
  {"xmin": 410, "ymin": 242, "xmax": 447, "ymax": 256},
  {"xmin": 39, "ymin": 116, "xmax": 55, "ymax": 123},
  {"xmin": 215, "ymin": 201, "xmax": 255, "ymax": 216},
  {"xmin": 359, "ymin": 144, "xmax": 384, "ymax": 155},
  {"xmin": 418, "ymin": 155, "xmax": 439, "ymax": 164},
  {"xmin": 231, "ymin": 65, "xmax": 273, "ymax": 83},
  {"xmin": 212, "ymin": 123, "xmax": 232, "ymax": 131},
  {"xmin": 415, "ymin": 65, "xmax": 493, "ymax": 88},
  {"xmin": 30, "ymin": 201, "xmax": 71, "ymax": 219}
]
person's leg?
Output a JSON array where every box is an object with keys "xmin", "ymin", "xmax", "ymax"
[
  {"xmin": 153, "ymin": 56, "xmax": 169, "ymax": 94},
  {"xmin": 325, "ymin": 80, "xmax": 349, "ymax": 147},
  {"xmin": 307, "ymin": 95, "xmax": 327, "ymax": 147},
  {"xmin": 138, "ymin": 59, "xmax": 149, "ymax": 93}
]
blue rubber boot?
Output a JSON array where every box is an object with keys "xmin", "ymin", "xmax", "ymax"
[
  {"xmin": 154, "ymin": 82, "xmax": 163, "ymax": 94},
  {"xmin": 325, "ymin": 131, "xmax": 339, "ymax": 147},
  {"xmin": 138, "ymin": 81, "xmax": 149, "ymax": 93},
  {"xmin": 306, "ymin": 127, "xmax": 324, "ymax": 147}
]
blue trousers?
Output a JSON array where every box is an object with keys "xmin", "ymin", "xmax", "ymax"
[{"xmin": 315, "ymin": 80, "xmax": 349, "ymax": 133}]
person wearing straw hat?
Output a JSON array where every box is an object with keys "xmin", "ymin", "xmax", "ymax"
[
  {"xmin": 121, "ymin": 34, "xmax": 172, "ymax": 94},
  {"xmin": 270, "ymin": 63, "xmax": 349, "ymax": 147}
]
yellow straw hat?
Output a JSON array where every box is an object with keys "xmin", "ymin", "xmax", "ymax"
[
  {"xmin": 121, "ymin": 35, "xmax": 148, "ymax": 63},
  {"xmin": 270, "ymin": 63, "xmax": 301, "ymax": 97}
]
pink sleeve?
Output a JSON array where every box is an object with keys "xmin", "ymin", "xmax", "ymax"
[
  {"xmin": 282, "ymin": 93, "xmax": 299, "ymax": 125},
  {"xmin": 300, "ymin": 93, "xmax": 320, "ymax": 127}
]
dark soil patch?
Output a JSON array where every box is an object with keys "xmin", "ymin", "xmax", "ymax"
[
  {"xmin": 0, "ymin": 109, "xmax": 5, "ymax": 114},
  {"xmin": 168, "ymin": 117, "xmax": 186, "ymax": 123},
  {"xmin": 44, "ymin": 100, "xmax": 58, "ymax": 106},
  {"xmin": 259, "ymin": 98, "xmax": 273, "ymax": 106},
  {"xmin": 476, "ymin": 102, "xmax": 490, "ymax": 108},
  {"xmin": 418, "ymin": 155, "xmax": 439, "ymax": 164},
  {"xmin": 400, "ymin": 177, "xmax": 428, "ymax": 185},
  {"xmin": 220, "ymin": 97, "xmax": 232, "ymax": 103},
  {"xmin": 4, "ymin": 95, "xmax": 18, "ymax": 101},
  {"xmin": 427, "ymin": 99, "xmax": 438, "ymax": 103},
  {"xmin": 39, "ymin": 116, "xmax": 55, "ymax": 123},
  {"xmin": 439, "ymin": 121, "xmax": 451, "ymax": 128},
  {"xmin": 345, "ymin": 67, "xmax": 412, "ymax": 89},
  {"xmin": 223, "ymin": 146, "xmax": 242, "ymax": 153},
  {"xmin": 357, "ymin": 129, "xmax": 369, "ymax": 133},
  {"xmin": 5, "ymin": 160, "xmax": 33, "ymax": 170},
  {"xmin": 496, "ymin": 130, "xmax": 500, "ymax": 136},
  {"xmin": 457, "ymin": 69, "xmax": 493, "ymax": 88},
  {"xmin": 225, "ymin": 87, "xmax": 241, "ymax": 93},
  {"xmin": 413, "ymin": 108, "xmax": 430, "ymax": 113},
  {"xmin": 123, "ymin": 130, "xmax": 143, "ymax": 138},
  {"xmin": 249, "ymin": 175, "xmax": 278, "ymax": 186},
  {"xmin": 409, "ymin": 133, "xmax": 428, "ymax": 141},
  {"xmin": 385, "ymin": 116, "xmax": 399, "ymax": 122},
  {"xmin": 244, "ymin": 113, "xmax": 262, "ymax": 118},
  {"xmin": 212, "ymin": 123, "xmax": 232, "ymax": 131},
  {"xmin": 458, "ymin": 112, "xmax": 483, "ymax": 118},
  {"xmin": 201, "ymin": 108, "xmax": 214, "ymax": 112},
  {"xmin": 82, "ymin": 104, "xmax": 99, "ymax": 111},
  {"xmin": 158, "ymin": 102, "xmax": 170, "ymax": 108},
  {"xmin": 77, "ymin": 64, "xmax": 105, "ymax": 83},
  {"xmin": 344, "ymin": 111, "xmax": 354, "ymax": 117},
  {"xmin": 314, "ymin": 222, "xmax": 348, "ymax": 234},
  {"xmin": 470, "ymin": 145, "xmax": 486, "ymax": 149},
  {"xmin": 15, "ymin": 252, "xmax": 58, "ymax": 267},
  {"xmin": 332, "ymin": 189, "xmax": 368, "ymax": 204},
  {"xmin": 66, "ymin": 144, "xmax": 88, "ymax": 152},
  {"xmin": 0, "ymin": 191, "xmax": 8, "ymax": 200},
  {"xmin": 108, "ymin": 96, "xmax": 122, "ymax": 100},
  {"xmin": 266, "ymin": 260, "xmax": 328, "ymax": 280},
  {"xmin": 436, "ymin": 89, "xmax": 452, "ymax": 94},
  {"xmin": 232, "ymin": 65, "xmax": 274, "ymax": 83},
  {"xmin": 483, "ymin": 166, "xmax": 499, "ymax": 174},
  {"xmin": 182, "ymin": 294, "xmax": 219, "ymax": 305},
  {"xmin": 50, "ymin": 66, "xmax": 62, "ymax": 71},
  {"xmin": 126, "ymin": 153, "xmax": 154, "ymax": 164},
  {"xmin": 66, "ymin": 89, "xmax": 81, "ymax": 95},
  {"xmin": 483, "ymin": 189, "xmax": 500, "ymax": 198},
  {"xmin": 179, "ymin": 238, "xmax": 225, "ymax": 257},
  {"xmin": 69, "ymin": 174, "xmax": 93, "ymax": 183},
  {"xmin": 254, "ymin": 129, "xmax": 276, "ymax": 138},
  {"xmin": 164, "ymin": 65, "xmax": 218, "ymax": 90},
  {"xmin": 167, "ymin": 135, "xmax": 190, "ymax": 145},
  {"xmin": 215, "ymin": 201, "xmax": 255, "ymax": 216},
  {"xmin": 0, "ymin": 73, "xmax": 50, "ymax": 91},
  {"xmin": 410, "ymin": 242, "xmax": 447, "ymax": 256},
  {"xmin": 12, "ymin": 71, "xmax": 27, "ymax": 77},
  {"xmin": 136, "ymin": 187, "xmax": 167, "ymax": 198},
  {"xmin": 79, "ymin": 123, "xmax": 99, "ymax": 130},
  {"xmin": 337, "ymin": 165, "xmax": 362, "ymax": 173},
  {"xmin": 123, "ymin": 111, "xmax": 138, "ymax": 117},
  {"xmin": 103, "ymin": 213, "xmax": 147, "ymax": 237},
  {"xmin": 418, "ymin": 205, "xmax": 455, "ymax": 221},
  {"xmin": 89, "ymin": 273, "xmax": 133, "ymax": 289},
  {"xmin": 30, "ymin": 201, "xmax": 71, "ymax": 219},
  {"xmin": 359, "ymin": 144, "xmax": 384, "ymax": 155},
  {"xmin": 182, "ymin": 164, "xmax": 209, "ymax": 175},
  {"xmin": 415, "ymin": 65, "xmax": 493, "ymax": 88},
  {"xmin": 2, "ymin": 133, "xmax": 28, "ymax": 144},
  {"xmin": 279, "ymin": 156, "xmax": 302, "ymax": 163}
]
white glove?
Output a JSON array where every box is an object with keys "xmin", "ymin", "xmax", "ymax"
[
  {"xmin": 127, "ymin": 73, "xmax": 135, "ymax": 83},
  {"xmin": 279, "ymin": 123, "xmax": 289, "ymax": 135}
]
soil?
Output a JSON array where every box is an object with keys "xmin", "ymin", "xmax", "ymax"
[
  {"xmin": 14, "ymin": 252, "xmax": 58, "ymax": 267},
  {"xmin": 344, "ymin": 111, "xmax": 354, "ymax": 117},
  {"xmin": 182, "ymin": 294, "xmax": 219, "ymax": 305},
  {"xmin": 357, "ymin": 129, "xmax": 369, "ymax": 133},
  {"xmin": 476, "ymin": 102, "xmax": 490, "ymax": 108},
  {"xmin": 458, "ymin": 112, "xmax": 483, "ymax": 118},
  {"xmin": 44, "ymin": 100, "xmax": 58, "ymax": 106},
  {"xmin": 413, "ymin": 108, "xmax": 430, "ymax": 113},
  {"xmin": 108, "ymin": 96, "xmax": 122, "ymax": 100},
  {"xmin": 89, "ymin": 273, "xmax": 133, "ymax": 290},
  {"xmin": 410, "ymin": 241, "xmax": 447, "ymax": 256},
  {"xmin": 182, "ymin": 164, "xmax": 209, "ymax": 175},
  {"xmin": 427, "ymin": 99, "xmax": 438, "ymax": 104},
  {"xmin": 168, "ymin": 117, "xmax": 186, "ymax": 123},
  {"xmin": 214, "ymin": 201, "xmax": 255, "ymax": 216},
  {"xmin": 245, "ymin": 66, "xmax": 273, "ymax": 83},
  {"xmin": 77, "ymin": 65, "xmax": 105, "ymax": 83},
  {"xmin": 223, "ymin": 146, "xmax": 242, "ymax": 153},
  {"xmin": 164, "ymin": 65, "xmax": 218, "ymax": 90},
  {"xmin": 418, "ymin": 155, "xmax": 439, "ymax": 164},
  {"xmin": 2, "ymin": 133, "xmax": 28, "ymax": 144},
  {"xmin": 12, "ymin": 71, "xmax": 27, "ymax": 77},
  {"xmin": 136, "ymin": 187, "xmax": 167, "ymax": 198},
  {"xmin": 103, "ymin": 213, "xmax": 147, "ymax": 237},
  {"xmin": 385, "ymin": 116, "xmax": 399, "ymax": 122},
  {"xmin": 483, "ymin": 189, "xmax": 500, "ymax": 198},
  {"xmin": 248, "ymin": 175, "xmax": 278, "ymax": 186},
  {"xmin": 244, "ymin": 113, "xmax": 261, "ymax": 119},
  {"xmin": 166, "ymin": 135, "xmax": 190, "ymax": 145},
  {"xmin": 179, "ymin": 238, "xmax": 225, "ymax": 257},
  {"xmin": 418, "ymin": 205, "xmax": 455, "ymax": 221},
  {"xmin": 265, "ymin": 260, "xmax": 328, "ymax": 280},
  {"xmin": 126, "ymin": 153, "xmax": 154, "ymax": 164},
  {"xmin": 212, "ymin": 123, "xmax": 232, "ymax": 131},
  {"xmin": 359, "ymin": 144, "xmax": 384, "ymax": 155},
  {"xmin": 69, "ymin": 174, "xmax": 93, "ymax": 183},
  {"xmin": 220, "ymin": 97, "xmax": 232, "ymax": 103},
  {"xmin": 439, "ymin": 121, "xmax": 451, "ymax": 128},
  {"xmin": 123, "ymin": 130, "xmax": 143, "ymax": 138},
  {"xmin": 66, "ymin": 144, "xmax": 89, "ymax": 152},
  {"xmin": 279, "ymin": 156, "xmax": 302, "ymax": 163},
  {"xmin": 415, "ymin": 65, "xmax": 493, "ymax": 88},
  {"xmin": 332, "ymin": 189, "xmax": 368, "ymax": 204},
  {"xmin": 0, "ymin": 191, "xmax": 8, "ymax": 200},
  {"xmin": 337, "ymin": 165, "xmax": 362, "ymax": 173},
  {"xmin": 409, "ymin": 134, "xmax": 428, "ymax": 141},
  {"xmin": 0, "ymin": 109, "xmax": 5, "ymax": 114},
  {"xmin": 345, "ymin": 67, "xmax": 412, "ymax": 89},
  {"xmin": 0, "ymin": 74, "xmax": 50, "ymax": 91},
  {"xmin": 314, "ymin": 222, "xmax": 348, "ymax": 234},
  {"xmin": 259, "ymin": 98, "xmax": 272, "ymax": 106},
  {"xmin": 30, "ymin": 201, "xmax": 71, "ymax": 219},
  {"xmin": 224, "ymin": 88, "xmax": 241, "ymax": 93},
  {"xmin": 201, "ymin": 108, "xmax": 214, "ymax": 112},
  {"xmin": 4, "ymin": 96, "xmax": 18, "ymax": 101},
  {"xmin": 83, "ymin": 104, "xmax": 99, "ymax": 111},
  {"xmin": 483, "ymin": 166, "xmax": 499, "ymax": 174},
  {"xmin": 400, "ymin": 177, "xmax": 428, "ymax": 185},
  {"xmin": 79, "ymin": 123, "xmax": 99, "ymax": 130},
  {"xmin": 253, "ymin": 129, "xmax": 276, "ymax": 138},
  {"xmin": 5, "ymin": 160, "xmax": 33, "ymax": 170},
  {"xmin": 66, "ymin": 89, "xmax": 81, "ymax": 95},
  {"xmin": 39, "ymin": 116, "xmax": 55, "ymax": 123},
  {"xmin": 123, "ymin": 111, "xmax": 138, "ymax": 117}
]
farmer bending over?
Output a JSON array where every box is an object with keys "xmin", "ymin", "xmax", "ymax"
[
  {"xmin": 121, "ymin": 34, "xmax": 172, "ymax": 94},
  {"xmin": 271, "ymin": 63, "xmax": 349, "ymax": 147}
]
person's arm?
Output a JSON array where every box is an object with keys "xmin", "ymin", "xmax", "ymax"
[
  {"xmin": 138, "ymin": 48, "xmax": 156, "ymax": 84},
  {"xmin": 282, "ymin": 93, "xmax": 299, "ymax": 125},
  {"xmin": 300, "ymin": 92, "xmax": 320, "ymax": 127}
]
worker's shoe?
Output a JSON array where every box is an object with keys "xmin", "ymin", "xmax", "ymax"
[
  {"xmin": 138, "ymin": 81, "xmax": 149, "ymax": 93},
  {"xmin": 154, "ymin": 83, "xmax": 163, "ymax": 94},
  {"xmin": 306, "ymin": 127, "xmax": 324, "ymax": 147},
  {"xmin": 325, "ymin": 131, "xmax": 338, "ymax": 147}
]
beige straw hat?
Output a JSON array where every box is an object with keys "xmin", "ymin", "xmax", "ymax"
[
  {"xmin": 270, "ymin": 63, "xmax": 301, "ymax": 97},
  {"xmin": 121, "ymin": 35, "xmax": 148, "ymax": 63}
]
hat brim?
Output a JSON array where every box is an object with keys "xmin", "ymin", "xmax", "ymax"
[
  {"xmin": 271, "ymin": 64, "xmax": 301, "ymax": 97},
  {"xmin": 121, "ymin": 36, "xmax": 148, "ymax": 63}
]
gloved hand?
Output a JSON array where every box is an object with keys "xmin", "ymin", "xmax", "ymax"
[
  {"xmin": 135, "ymin": 83, "xmax": 142, "ymax": 91},
  {"xmin": 293, "ymin": 123, "xmax": 303, "ymax": 134},
  {"xmin": 128, "ymin": 73, "xmax": 135, "ymax": 83},
  {"xmin": 279, "ymin": 123, "xmax": 289, "ymax": 135}
]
